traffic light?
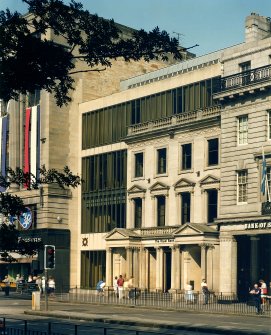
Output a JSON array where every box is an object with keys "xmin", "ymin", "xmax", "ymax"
[{"xmin": 44, "ymin": 245, "xmax": 55, "ymax": 269}]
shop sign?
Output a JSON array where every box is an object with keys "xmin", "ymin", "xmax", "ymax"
[
  {"xmin": 156, "ymin": 238, "xmax": 174, "ymax": 243},
  {"xmin": 18, "ymin": 237, "xmax": 42, "ymax": 243},
  {"xmin": 244, "ymin": 222, "xmax": 271, "ymax": 230},
  {"xmin": 19, "ymin": 207, "xmax": 32, "ymax": 230}
]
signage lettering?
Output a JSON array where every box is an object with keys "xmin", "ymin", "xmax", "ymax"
[
  {"xmin": 244, "ymin": 222, "xmax": 271, "ymax": 230},
  {"xmin": 156, "ymin": 238, "xmax": 174, "ymax": 243}
]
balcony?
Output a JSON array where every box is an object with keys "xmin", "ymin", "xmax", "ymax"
[
  {"xmin": 127, "ymin": 105, "xmax": 221, "ymax": 137},
  {"xmin": 262, "ymin": 201, "xmax": 271, "ymax": 215},
  {"xmin": 214, "ymin": 64, "xmax": 271, "ymax": 100}
]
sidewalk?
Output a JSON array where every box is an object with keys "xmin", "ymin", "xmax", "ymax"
[{"xmin": 24, "ymin": 300, "xmax": 271, "ymax": 335}]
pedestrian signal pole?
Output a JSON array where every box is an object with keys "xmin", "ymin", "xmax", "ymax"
[{"xmin": 44, "ymin": 245, "xmax": 55, "ymax": 311}]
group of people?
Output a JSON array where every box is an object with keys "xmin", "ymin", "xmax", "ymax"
[
  {"xmin": 1, "ymin": 274, "xmax": 56, "ymax": 296},
  {"xmin": 96, "ymin": 275, "xmax": 136, "ymax": 299},
  {"xmin": 249, "ymin": 279, "xmax": 268, "ymax": 315}
]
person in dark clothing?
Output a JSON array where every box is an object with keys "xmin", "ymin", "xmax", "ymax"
[{"xmin": 250, "ymin": 283, "xmax": 263, "ymax": 314}]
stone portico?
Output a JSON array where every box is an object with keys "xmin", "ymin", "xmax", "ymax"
[{"xmin": 105, "ymin": 224, "xmax": 219, "ymax": 292}]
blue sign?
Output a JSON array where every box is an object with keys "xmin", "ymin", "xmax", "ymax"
[{"xmin": 19, "ymin": 207, "xmax": 32, "ymax": 230}]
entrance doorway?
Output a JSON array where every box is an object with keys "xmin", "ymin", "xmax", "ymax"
[
  {"xmin": 163, "ymin": 248, "xmax": 171, "ymax": 292},
  {"xmin": 236, "ymin": 234, "xmax": 271, "ymax": 301}
]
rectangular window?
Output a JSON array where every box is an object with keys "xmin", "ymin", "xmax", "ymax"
[
  {"xmin": 182, "ymin": 143, "xmax": 192, "ymax": 170},
  {"xmin": 239, "ymin": 61, "xmax": 251, "ymax": 72},
  {"xmin": 237, "ymin": 170, "xmax": 248, "ymax": 203},
  {"xmin": 134, "ymin": 198, "xmax": 142, "ymax": 228},
  {"xmin": 181, "ymin": 192, "xmax": 191, "ymax": 224},
  {"xmin": 208, "ymin": 138, "xmax": 219, "ymax": 166},
  {"xmin": 238, "ymin": 115, "xmax": 248, "ymax": 145},
  {"xmin": 81, "ymin": 251, "xmax": 106, "ymax": 288},
  {"xmin": 206, "ymin": 189, "xmax": 218, "ymax": 223},
  {"xmin": 266, "ymin": 166, "xmax": 271, "ymax": 197},
  {"xmin": 134, "ymin": 152, "xmax": 144, "ymax": 178},
  {"xmin": 157, "ymin": 148, "xmax": 167, "ymax": 174},
  {"xmin": 157, "ymin": 195, "xmax": 165, "ymax": 227}
]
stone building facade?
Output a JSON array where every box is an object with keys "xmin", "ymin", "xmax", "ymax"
[
  {"xmin": 79, "ymin": 13, "xmax": 271, "ymax": 296},
  {"xmin": 0, "ymin": 20, "xmax": 178, "ymax": 287}
]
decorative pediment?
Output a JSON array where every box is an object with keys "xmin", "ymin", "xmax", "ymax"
[
  {"xmin": 173, "ymin": 223, "xmax": 218, "ymax": 236},
  {"xmin": 200, "ymin": 174, "xmax": 220, "ymax": 186},
  {"xmin": 174, "ymin": 178, "xmax": 196, "ymax": 191},
  {"xmin": 149, "ymin": 181, "xmax": 170, "ymax": 192},
  {"xmin": 105, "ymin": 228, "xmax": 139, "ymax": 241},
  {"xmin": 128, "ymin": 185, "xmax": 146, "ymax": 194}
]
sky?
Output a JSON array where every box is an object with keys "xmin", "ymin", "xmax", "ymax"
[{"xmin": 0, "ymin": 0, "xmax": 270, "ymax": 56}]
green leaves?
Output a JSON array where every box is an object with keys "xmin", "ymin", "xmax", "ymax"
[{"xmin": 0, "ymin": 0, "xmax": 186, "ymax": 106}]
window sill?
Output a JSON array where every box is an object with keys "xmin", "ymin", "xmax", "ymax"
[
  {"xmin": 237, "ymin": 202, "xmax": 248, "ymax": 205},
  {"xmin": 132, "ymin": 176, "xmax": 145, "ymax": 182},
  {"xmin": 154, "ymin": 173, "xmax": 168, "ymax": 178},
  {"xmin": 178, "ymin": 169, "xmax": 193, "ymax": 175},
  {"xmin": 205, "ymin": 165, "xmax": 220, "ymax": 171}
]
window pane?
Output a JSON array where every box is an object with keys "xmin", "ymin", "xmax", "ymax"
[
  {"xmin": 238, "ymin": 115, "xmax": 248, "ymax": 145},
  {"xmin": 238, "ymin": 170, "xmax": 248, "ymax": 203},
  {"xmin": 134, "ymin": 198, "xmax": 142, "ymax": 228},
  {"xmin": 182, "ymin": 143, "xmax": 192, "ymax": 170},
  {"xmin": 208, "ymin": 138, "xmax": 219, "ymax": 166},
  {"xmin": 157, "ymin": 148, "xmax": 167, "ymax": 174},
  {"xmin": 135, "ymin": 152, "xmax": 144, "ymax": 178},
  {"xmin": 181, "ymin": 192, "xmax": 191, "ymax": 224},
  {"xmin": 207, "ymin": 189, "xmax": 217, "ymax": 223},
  {"xmin": 157, "ymin": 196, "xmax": 165, "ymax": 226}
]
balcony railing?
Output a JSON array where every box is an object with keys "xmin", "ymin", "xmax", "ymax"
[
  {"xmin": 221, "ymin": 64, "xmax": 271, "ymax": 92},
  {"xmin": 128, "ymin": 105, "xmax": 221, "ymax": 136}
]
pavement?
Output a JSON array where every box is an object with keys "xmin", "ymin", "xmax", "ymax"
[{"xmin": 20, "ymin": 298, "xmax": 271, "ymax": 335}]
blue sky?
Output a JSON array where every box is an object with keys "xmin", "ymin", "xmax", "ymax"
[{"xmin": 1, "ymin": 0, "xmax": 270, "ymax": 56}]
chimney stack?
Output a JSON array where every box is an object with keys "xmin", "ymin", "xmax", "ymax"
[{"xmin": 245, "ymin": 13, "xmax": 271, "ymax": 43}]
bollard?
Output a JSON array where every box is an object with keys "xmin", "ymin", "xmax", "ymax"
[{"xmin": 32, "ymin": 291, "xmax": 41, "ymax": 311}]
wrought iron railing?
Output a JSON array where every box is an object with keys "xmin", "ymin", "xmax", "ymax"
[{"xmin": 221, "ymin": 64, "xmax": 271, "ymax": 91}]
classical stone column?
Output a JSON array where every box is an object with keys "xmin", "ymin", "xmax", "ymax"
[
  {"xmin": 106, "ymin": 247, "xmax": 113, "ymax": 286},
  {"xmin": 133, "ymin": 247, "xmax": 139, "ymax": 286},
  {"xmin": 155, "ymin": 247, "xmax": 163, "ymax": 290},
  {"xmin": 170, "ymin": 245, "xmax": 181, "ymax": 290},
  {"xmin": 125, "ymin": 247, "xmax": 133, "ymax": 279},
  {"xmin": 219, "ymin": 235, "xmax": 237, "ymax": 295},
  {"xmin": 200, "ymin": 244, "xmax": 207, "ymax": 280},
  {"xmin": 250, "ymin": 236, "xmax": 260, "ymax": 284}
]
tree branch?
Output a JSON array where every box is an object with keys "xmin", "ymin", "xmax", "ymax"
[{"xmin": 69, "ymin": 68, "xmax": 106, "ymax": 74}]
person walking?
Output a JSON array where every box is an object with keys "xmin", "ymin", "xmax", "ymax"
[
  {"xmin": 117, "ymin": 275, "xmax": 124, "ymax": 300},
  {"xmin": 201, "ymin": 279, "xmax": 210, "ymax": 305},
  {"xmin": 113, "ymin": 276, "xmax": 118, "ymax": 298},
  {"xmin": 250, "ymin": 283, "xmax": 263, "ymax": 314},
  {"xmin": 3, "ymin": 275, "xmax": 10, "ymax": 296},
  {"xmin": 259, "ymin": 279, "xmax": 267, "ymax": 309},
  {"xmin": 47, "ymin": 276, "xmax": 56, "ymax": 296}
]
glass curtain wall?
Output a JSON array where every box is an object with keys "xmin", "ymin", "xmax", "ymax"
[
  {"xmin": 81, "ymin": 251, "xmax": 106, "ymax": 288},
  {"xmin": 82, "ymin": 150, "xmax": 127, "ymax": 233},
  {"xmin": 82, "ymin": 77, "xmax": 220, "ymax": 149}
]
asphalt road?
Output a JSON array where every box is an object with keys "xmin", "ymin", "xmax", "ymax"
[{"xmin": 0, "ymin": 295, "xmax": 270, "ymax": 335}]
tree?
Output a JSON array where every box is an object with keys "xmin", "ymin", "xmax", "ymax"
[
  {"xmin": 0, "ymin": 0, "xmax": 197, "ymax": 106},
  {"xmin": 0, "ymin": 166, "xmax": 81, "ymax": 262}
]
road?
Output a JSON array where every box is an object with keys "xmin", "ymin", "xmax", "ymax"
[{"xmin": 0, "ymin": 295, "xmax": 270, "ymax": 334}]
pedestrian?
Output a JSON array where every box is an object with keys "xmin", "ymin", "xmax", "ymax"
[
  {"xmin": 250, "ymin": 283, "xmax": 263, "ymax": 314},
  {"xmin": 36, "ymin": 276, "xmax": 42, "ymax": 293},
  {"xmin": 2, "ymin": 275, "xmax": 10, "ymax": 296},
  {"xmin": 113, "ymin": 276, "xmax": 118, "ymax": 298},
  {"xmin": 185, "ymin": 283, "xmax": 194, "ymax": 304},
  {"xmin": 47, "ymin": 276, "xmax": 55, "ymax": 296},
  {"xmin": 201, "ymin": 279, "xmax": 210, "ymax": 305},
  {"xmin": 117, "ymin": 275, "xmax": 124, "ymax": 300},
  {"xmin": 15, "ymin": 274, "xmax": 20, "ymax": 292},
  {"xmin": 41, "ymin": 276, "xmax": 46, "ymax": 294},
  {"xmin": 96, "ymin": 280, "xmax": 105, "ymax": 296},
  {"xmin": 259, "ymin": 279, "xmax": 267, "ymax": 310}
]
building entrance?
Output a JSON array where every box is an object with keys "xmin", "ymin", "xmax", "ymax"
[{"xmin": 236, "ymin": 234, "xmax": 271, "ymax": 301}]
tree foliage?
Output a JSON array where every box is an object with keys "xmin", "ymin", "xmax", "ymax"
[
  {"xmin": 0, "ymin": 0, "xmax": 195, "ymax": 106},
  {"xmin": 0, "ymin": 166, "xmax": 81, "ymax": 262}
]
